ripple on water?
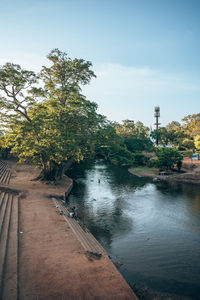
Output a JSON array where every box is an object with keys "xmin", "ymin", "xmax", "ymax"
[{"xmin": 67, "ymin": 161, "xmax": 200, "ymax": 299}]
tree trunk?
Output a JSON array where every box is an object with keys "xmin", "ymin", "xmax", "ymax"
[
  {"xmin": 57, "ymin": 158, "xmax": 74, "ymax": 179},
  {"xmin": 34, "ymin": 159, "xmax": 74, "ymax": 181}
]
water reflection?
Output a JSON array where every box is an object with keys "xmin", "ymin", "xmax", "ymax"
[{"xmin": 66, "ymin": 160, "xmax": 200, "ymax": 299}]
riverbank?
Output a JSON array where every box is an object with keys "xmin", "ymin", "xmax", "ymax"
[
  {"xmin": 3, "ymin": 159, "xmax": 137, "ymax": 300},
  {"xmin": 129, "ymin": 158, "xmax": 200, "ymax": 184}
]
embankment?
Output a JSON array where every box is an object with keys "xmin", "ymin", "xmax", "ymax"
[{"xmin": 1, "ymin": 159, "xmax": 137, "ymax": 300}]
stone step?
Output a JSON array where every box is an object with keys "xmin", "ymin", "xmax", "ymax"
[
  {"xmin": 0, "ymin": 192, "xmax": 6, "ymax": 209},
  {"xmin": 0, "ymin": 171, "xmax": 7, "ymax": 185},
  {"xmin": 0, "ymin": 168, "xmax": 7, "ymax": 183},
  {"xmin": 67, "ymin": 216, "xmax": 94, "ymax": 252},
  {"xmin": 0, "ymin": 164, "xmax": 7, "ymax": 175},
  {"xmin": 64, "ymin": 211, "xmax": 96, "ymax": 252},
  {"xmin": 53, "ymin": 199, "xmax": 94, "ymax": 250},
  {"xmin": 2, "ymin": 171, "xmax": 11, "ymax": 185},
  {"xmin": 85, "ymin": 229, "xmax": 107, "ymax": 255},
  {"xmin": 69, "ymin": 216, "xmax": 103, "ymax": 254},
  {"xmin": 0, "ymin": 194, "xmax": 12, "ymax": 296},
  {"xmin": 0, "ymin": 162, "xmax": 7, "ymax": 169},
  {"xmin": 52, "ymin": 198, "xmax": 108, "ymax": 256},
  {"xmin": 1, "ymin": 194, "xmax": 19, "ymax": 300},
  {"xmin": 5, "ymin": 172, "xmax": 11, "ymax": 185},
  {"xmin": 0, "ymin": 194, "xmax": 9, "ymax": 237},
  {"xmin": 52, "ymin": 199, "xmax": 92, "ymax": 251}
]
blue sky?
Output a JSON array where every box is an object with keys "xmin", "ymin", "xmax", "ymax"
[{"xmin": 0, "ymin": 0, "xmax": 200, "ymax": 126}]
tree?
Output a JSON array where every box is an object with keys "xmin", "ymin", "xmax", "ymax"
[
  {"xmin": 116, "ymin": 119, "xmax": 149, "ymax": 138},
  {"xmin": 165, "ymin": 121, "xmax": 185, "ymax": 146},
  {"xmin": 0, "ymin": 134, "xmax": 10, "ymax": 159},
  {"xmin": 155, "ymin": 148, "xmax": 183, "ymax": 170},
  {"xmin": 151, "ymin": 122, "xmax": 190, "ymax": 150},
  {"xmin": 94, "ymin": 120, "xmax": 135, "ymax": 166},
  {"xmin": 0, "ymin": 62, "xmax": 38, "ymax": 121},
  {"xmin": 194, "ymin": 135, "xmax": 200, "ymax": 151},
  {"xmin": 116, "ymin": 119, "xmax": 152, "ymax": 152},
  {"xmin": 0, "ymin": 50, "xmax": 101, "ymax": 180},
  {"xmin": 40, "ymin": 48, "xmax": 96, "ymax": 107},
  {"xmin": 181, "ymin": 138, "xmax": 195, "ymax": 150},
  {"xmin": 182, "ymin": 113, "xmax": 200, "ymax": 137},
  {"xmin": 151, "ymin": 127, "xmax": 169, "ymax": 145}
]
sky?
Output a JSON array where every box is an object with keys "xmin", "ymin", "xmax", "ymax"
[{"xmin": 0, "ymin": 0, "xmax": 200, "ymax": 127}]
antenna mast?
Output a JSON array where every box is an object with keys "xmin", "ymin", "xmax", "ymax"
[{"xmin": 154, "ymin": 106, "xmax": 161, "ymax": 145}]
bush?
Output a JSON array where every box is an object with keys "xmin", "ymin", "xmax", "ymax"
[
  {"xmin": 180, "ymin": 138, "xmax": 195, "ymax": 150},
  {"xmin": 132, "ymin": 153, "xmax": 148, "ymax": 166},
  {"xmin": 155, "ymin": 147, "xmax": 183, "ymax": 170},
  {"xmin": 125, "ymin": 137, "xmax": 153, "ymax": 152},
  {"xmin": 147, "ymin": 158, "xmax": 157, "ymax": 168},
  {"xmin": 183, "ymin": 150, "xmax": 193, "ymax": 158}
]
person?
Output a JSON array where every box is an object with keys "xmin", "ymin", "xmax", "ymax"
[
  {"xmin": 69, "ymin": 212, "xmax": 74, "ymax": 218},
  {"xmin": 73, "ymin": 206, "xmax": 76, "ymax": 218},
  {"xmin": 98, "ymin": 179, "xmax": 100, "ymax": 184},
  {"xmin": 75, "ymin": 207, "xmax": 78, "ymax": 218},
  {"xmin": 70, "ymin": 207, "xmax": 75, "ymax": 218}
]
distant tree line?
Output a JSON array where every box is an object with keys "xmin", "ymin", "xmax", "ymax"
[{"xmin": 0, "ymin": 49, "xmax": 199, "ymax": 180}]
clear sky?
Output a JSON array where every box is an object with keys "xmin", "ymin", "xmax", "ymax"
[{"xmin": 0, "ymin": 0, "xmax": 200, "ymax": 127}]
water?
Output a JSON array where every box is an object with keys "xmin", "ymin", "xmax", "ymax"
[{"xmin": 66, "ymin": 160, "xmax": 200, "ymax": 299}]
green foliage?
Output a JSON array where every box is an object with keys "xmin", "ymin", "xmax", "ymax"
[
  {"xmin": 94, "ymin": 120, "xmax": 134, "ymax": 166},
  {"xmin": 194, "ymin": 135, "xmax": 200, "ymax": 150},
  {"xmin": 125, "ymin": 136, "xmax": 153, "ymax": 152},
  {"xmin": 181, "ymin": 138, "xmax": 195, "ymax": 150},
  {"xmin": 182, "ymin": 113, "xmax": 200, "ymax": 137},
  {"xmin": 1, "ymin": 49, "xmax": 199, "ymax": 180},
  {"xmin": 151, "ymin": 125, "xmax": 186, "ymax": 147},
  {"xmin": 0, "ymin": 49, "xmax": 101, "ymax": 180},
  {"xmin": 94, "ymin": 119, "xmax": 153, "ymax": 166},
  {"xmin": 151, "ymin": 127, "xmax": 170, "ymax": 145},
  {"xmin": 183, "ymin": 150, "xmax": 193, "ymax": 158},
  {"xmin": 0, "ymin": 63, "xmax": 38, "ymax": 120},
  {"xmin": 114, "ymin": 119, "xmax": 152, "ymax": 165},
  {"xmin": 146, "ymin": 158, "xmax": 157, "ymax": 168},
  {"xmin": 0, "ymin": 135, "xmax": 11, "ymax": 159},
  {"xmin": 116, "ymin": 119, "xmax": 149, "ymax": 138},
  {"xmin": 150, "ymin": 118, "xmax": 200, "ymax": 152},
  {"xmin": 111, "ymin": 147, "xmax": 134, "ymax": 166},
  {"xmin": 132, "ymin": 152, "xmax": 148, "ymax": 166},
  {"xmin": 40, "ymin": 48, "xmax": 96, "ymax": 106},
  {"xmin": 155, "ymin": 147, "xmax": 183, "ymax": 170}
]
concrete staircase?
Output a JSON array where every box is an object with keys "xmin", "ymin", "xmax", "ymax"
[
  {"xmin": 0, "ymin": 162, "xmax": 11, "ymax": 185},
  {"xmin": 0, "ymin": 190, "xmax": 19, "ymax": 300},
  {"xmin": 52, "ymin": 198, "xmax": 108, "ymax": 257}
]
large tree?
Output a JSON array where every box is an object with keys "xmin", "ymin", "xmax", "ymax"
[
  {"xmin": 151, "ymin": 121, "xmax": 189, "ymax": 149},
  {"xmin": 182, "ymin": 113, "xmax": 200, "ymax": 137},
  {"xmin": 0, "ymin": 49, "xmax": 101, "ymax": 180},
  {"xmin": 116, "ymin": 119, "xmax": 152, "ymax": 152},
  {"xmin": 116, "ymin": 119, "xmax": 149, "ymax": 138}
]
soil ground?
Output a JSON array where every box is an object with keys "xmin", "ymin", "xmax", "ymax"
[{"xmin": 5, "ymin": 160, "xmax": 137, "ymax": 300}]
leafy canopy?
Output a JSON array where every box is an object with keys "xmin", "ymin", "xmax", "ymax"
[{"xmin": 0, "ymin": 49, "xmax": 101, "ymax": 180}]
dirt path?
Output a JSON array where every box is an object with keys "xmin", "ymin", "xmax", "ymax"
[{"xmin": 7, "ymin": 161, "xmax": 137, "ymax": 300}]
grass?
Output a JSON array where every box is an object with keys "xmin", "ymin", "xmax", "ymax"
[{"xmin": 130, "ymin": 166, "xmax": 158, "ymax": 176}]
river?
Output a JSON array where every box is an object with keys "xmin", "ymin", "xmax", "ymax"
[{"xmin": 66, "ymin": 160, "xmax": 200, "ymax": 299}]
